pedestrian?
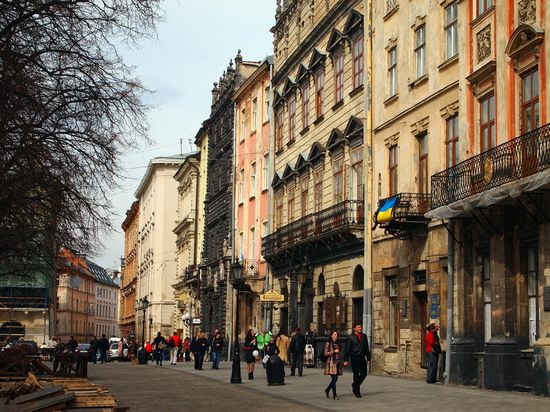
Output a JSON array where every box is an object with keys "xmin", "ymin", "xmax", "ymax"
[
  {"xmin": 264, "ymin": 336, "xmax": 280, "ymax": 357},
  {"xmin": 210, "ymin": 331, "xmax": 224, "ymax": 369},
  {"xmin": 426, "ymin": 323, "xmax": 441, "ymax": 384},
  {"xmin": 289, "ymin": 327, "xmax": 306, "ymax": 377},
  {"xmin": 324, "ymin": 330, "xmax": 343, "ymax": 400},
  {"xmin": 145, "ymin": 340, "xmax": 153, "ymax": 361},
  {"xmin": 343, "ymin": 323, "xmax": 371, "ymax": 398},
  {"xmin": 183, "ymin": 337, "xmax": 191, "ymax": 362},
  {"xmin": 89, "ymin": 335, "xmax": 98, "ymax": 364},
  {"xmin": 67, "ymin": 335, "xmax": 78, "ymax": 351},
  {"xmin": 192, "ymin": 331, "xmax": 208, "ymax": 370},
  {"xmin": 242, "ymin": 329, "xmax": 258, "ymax": 380},
  {"xmin": 168, "ymin": 331, "xmax": 181, "ymax": 365},
  {"xmin": 98, "ymin": 334, "xmax": 109, "ymax": 364},
  {"xmin": 153, "ymin": 332, "xmax": 166, "ymax": 366}
]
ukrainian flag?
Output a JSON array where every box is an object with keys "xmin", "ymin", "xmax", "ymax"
[{"xmin": 376, "ymin": 196, "xmax": 397, "ymax": 223}]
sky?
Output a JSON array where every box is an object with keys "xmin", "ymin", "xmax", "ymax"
[{"xmin": 95, "ymin": 0, "xmax": 275, "ymax": 270}]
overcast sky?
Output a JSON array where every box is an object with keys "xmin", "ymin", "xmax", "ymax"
[{"xmin": 95, "ymin": 1, "xmax": 275, "ymax": 270}]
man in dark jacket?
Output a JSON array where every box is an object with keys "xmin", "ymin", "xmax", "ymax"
[
  {"xmin": 66, "ymin": 336, "xmax": 78, "ymax": 351},
  {"xmin": 344, "ymin": 323, "xmax": 371, "ymax": 398},
  {"xmin": 210, "ymin": 331, "xmax": 224, "ymax": 369},
  {"xmin": 97, "ymin": 334, "xmax": 110, "ymax": 364},
  {"xmin": 289, "ymin": 327, "xmax": 306, "ymax": 376},
  {"xmin": 89, "ymin": 335, "xmax": 98, "ymax": 364},
  {"xmin": 153, "ymin": 332, "xmax": 167, "ymax": 366}
]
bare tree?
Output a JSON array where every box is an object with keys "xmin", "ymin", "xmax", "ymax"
[{"xmin": 0, "ymin": 0, "xmax": 162, "ymax": 277}]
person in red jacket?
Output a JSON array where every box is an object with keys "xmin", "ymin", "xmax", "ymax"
[
  {"xmin": 168, "ymin": 331, "xmax": 181, "ymax": 365},
  {"xmin": 426, "ymin": 323, "xmax": 441, "ymax": 384},
  {"xmin": 145, "ymin": 341, "xmax": 153, "ymax": 361}
]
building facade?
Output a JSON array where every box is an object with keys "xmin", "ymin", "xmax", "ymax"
[
  {"xmin": 200, "ymin": 52, "xmax": 259, "ymax": 338},
  {"xmin": 89, "ymin": 260, "xmax": 119, "ymax": 339},
  {"xmin": 264, "ymin": 0, "xmax": 365, "ymax": 337},
  {"xmin": 233, "ymin": 58, "xmax": 272, "ymax": 335},
  {"xmin": 427, "ymin": 0, "xmax": 550, "ymax": 395},
  {"xmin": 369, "ymin": 0, "xmax": 458, "ymax": 376},
  {"xmin": 173, "ymin": 151, "xmax": 201, "ymax": 338},
  {"xmin": 120, "ymin": 201, "xmax": 139, "ymax": 341},
  {"xmin": 56, "ymin": 248, "xmax": 96, "ymax": 343},
  {"xmin": 135, "ymin": 156, "xmax": 187, "ymax": 342}
]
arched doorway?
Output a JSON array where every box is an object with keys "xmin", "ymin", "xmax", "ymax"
[{"xmin": 0, "ymin": 321, "xmax": 25, "ymax": 342}]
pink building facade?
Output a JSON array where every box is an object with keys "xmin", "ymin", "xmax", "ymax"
[{"xmin": 233, "ymin": 58, "xmax": 272, "ymax": 335}]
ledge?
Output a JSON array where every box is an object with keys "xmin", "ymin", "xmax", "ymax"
[
  {"xmin": 438, "ymin": 54, "xmax": 459, "ymax": 71},
  {"xmin": 408, "ymin": 74, "xmax": 429, "ymax": 89},
  {"xmin": 470, "ymin": 5, "xmax": 495, "ymax": 29},
  {"xmin": 383, "ymin": 5, "xmax": 399, "ymax": 21},
  {"xmin": 384, "ymin": 93, "xmax": 399, "ymax": 106},
  {"xmin": 300, "ymin": 126, "xmax": 310, "ymax": 136},
  {"xmin": 313, "ymin": 114, "xmax": 325, "ymax": 125},
  {"xmin": 349, "ymin": 84, "xmax": 364, "ymax": 98},
  {"xmin": 331, "ymin": 99, "xmax": 345, "ymax": 112},
  {"xmin": 275, "ymin": 147, "xmax": 284, "ymax": 156},
  {"xmin": 286, "ymin": 138, "xmax": 296, "ymax": 148}
]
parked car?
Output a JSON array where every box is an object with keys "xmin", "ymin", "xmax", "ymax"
[
  {"xmin": 76, "ymin": 343, "xmax": 98, "ymax": 362},
  {"xmin": 109, "ymin": 342, "xmax": 128, "ymax": 361},
  {"xmin": 9, "ymin": 340, "xmax": 39, "ymax": 355}
]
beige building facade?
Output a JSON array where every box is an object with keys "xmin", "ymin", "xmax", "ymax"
[
  {"xmin": 120, "ymin": 201, "xmax": 139, "ymax": 341},
  {"xmin": 264, "ymin": 0, "xmax": 365, "ymax": 337},
  {"xmin": 135, "ymin": 155, "xmax": 186, "ymax": 342}
]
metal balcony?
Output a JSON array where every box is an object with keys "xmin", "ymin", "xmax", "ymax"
[
  {"xmin": 373, "ymin": 193, "xmax": 430, "ymax": 240},
  {"xmin": 431, "ymin": 123, "xmax": 550, "ymax": 209},
  {"xmin": 262, "ymin": 200, "xmax": 364, "ymax": 258}
]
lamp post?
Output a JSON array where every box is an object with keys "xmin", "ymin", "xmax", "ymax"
[
  {"xmin": 230, "ymin": 259, "xmax": 244, "ymax": 384},
  {"xmin": 141, "ymin": 296, "xmax": 149, "ymax": 347}
]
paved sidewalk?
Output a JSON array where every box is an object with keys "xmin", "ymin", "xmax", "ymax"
[{"xmin": 88, "ymin": 360, "xmax": 550, "ymax": 412}]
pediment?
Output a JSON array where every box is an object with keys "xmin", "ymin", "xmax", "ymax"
[
  {"xmin": 296, "ymin": 64, "xmax": 310, "ymax": 84},
  {"xmin": 308, "ymin": 142, "xmax": 326, "ymax": 164},
  {"xmin": 505, "ymin": 24, "xmax": 544, "ymax": 61},
  {"xmin": 282, "ymin": 162, "xmax": 296, "ymax": 181},
  {"xmin": 308, "ymin": 48, "xmax": 326, "ymax": 70},
  {"xmin": 273, "ymin": 90, "xmax": 284, "ymax": 108},
  {"xmin": 282, "ymin": 77, "xmax": 296, "ymax": 97},
  {"xmin": 327, "ymin": 128, "xmax": 345, "ymax": 151},
  {"xmin": 294, "ymin": 152, "xmax": 310, "ymax": 173},
  {"xmin": 344, "ymin": 9, "xmax": 363, "ymax": 36},
  {"xmin": 344, "ymin": 116, "xmax": 364, "ymax": 143},
  {"xmin": 327, "ymin": 28, "xmax": 344, "ymax": 53},
  {"xmin": 272, "ymin": 171, "xmax": 284, "ymax": 189}
]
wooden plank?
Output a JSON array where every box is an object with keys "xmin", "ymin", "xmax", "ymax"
[
  {"xmin": 10, "ymin": 393, "xmax": 75, "ymax": 412},
  {"xmin": 11, "ymin": 385, "xmax": 64, "ymax": 404}
]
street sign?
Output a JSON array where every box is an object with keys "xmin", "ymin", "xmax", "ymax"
[
  {"xmin": 192, "ymin": 318, "xmax": 201, "ymax": 324},
  {"xmin": 260, "ymin": 289, "xmax": 285, "ymax": 302}
]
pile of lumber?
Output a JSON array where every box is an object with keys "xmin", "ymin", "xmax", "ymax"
[{"xmin": 0, "ymin": 373, "xmax": 127, "ymax": 411}]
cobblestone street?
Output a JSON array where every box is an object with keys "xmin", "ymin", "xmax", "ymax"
[{"xmin": 87, "ymin": 361, "xmax": 550, "ymax": 412}]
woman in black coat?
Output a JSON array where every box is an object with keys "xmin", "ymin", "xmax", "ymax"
[{"xmin": 242, "ymin": 329, "xmax": 257, "ymax": 380}]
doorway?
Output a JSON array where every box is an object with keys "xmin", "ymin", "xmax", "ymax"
[{"xmin": 413, "ymin": 291, "xmax": 428, "ymax": 368}]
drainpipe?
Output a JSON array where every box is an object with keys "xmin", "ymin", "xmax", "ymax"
[
  {"xmin": 444, "ymin": 219, "xmax": 454, "ymax": 383},
  {"xmin": 363, "ymin": 0, "xmax": 374, "ymax": 356},
  {"xmin": 265, "ymin": 59, "xmax": 275, "ymax": 333}
]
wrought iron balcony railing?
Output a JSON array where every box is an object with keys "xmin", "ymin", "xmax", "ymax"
[
  {"xmin": 431, "ymin": 123, "xmax": 550, "ymax": 209},
  {"xmin": 374, "ymin": 193, "xmax": 430, "ymax": 226},
  {"xmin": 262, "ymin": 200, "xmax": 363, "ymax": 257}
]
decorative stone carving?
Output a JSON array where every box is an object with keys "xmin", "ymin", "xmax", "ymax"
[
  {"xmin": 477, "ymin": 25, "xmax": 491, "ymax": 63},
  {"xmin": 518, "ymin": 0, "xmax": 536, "ymax": 24},
  {"xmin": 384, "ymin": 132, "xmax": 399, "ymax": 148},
  {"xmin": 410, "ymin": 117, "xmax": 429, "ymax": 136},
  {"xmin": 440, "ymin": 102, "xmax": 459, "ymax": 120}
]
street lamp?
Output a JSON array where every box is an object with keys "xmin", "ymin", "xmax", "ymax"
[
  {"xmin": 297, "ymin": 272, "xmax": 307, "ymax": 285},
  {"xmin": 278, "ymin": 276, "xmax": 288, "ymax": 291},
  {"xmin": 230, "ymin": 258, "xmax": 244, "ymax": 384},
  {"xmin": 141, "ymin": 296, "xmax": 149, "ymax": 347}
]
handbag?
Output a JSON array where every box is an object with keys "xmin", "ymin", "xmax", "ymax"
[{"xmin": 262, "ymin": 355, "xmax": 270, "ymax": 364}]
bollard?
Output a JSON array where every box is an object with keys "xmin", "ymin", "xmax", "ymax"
[
  {"xmin": 137, "ymin": 348, "xmax": 148, "ymax": 365},
  {"xmin": 266, "ymin": 355, "xmax": 285, "ymax": 385}
]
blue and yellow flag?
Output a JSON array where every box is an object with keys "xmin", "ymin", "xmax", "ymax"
[{"xmin": 377, "ymin": 197, "xmax": 397, "ymax": 223}]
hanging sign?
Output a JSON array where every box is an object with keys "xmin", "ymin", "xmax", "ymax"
[{"xmin": 260, "ymin": 289, "xmax": 285, "ymax": 302}]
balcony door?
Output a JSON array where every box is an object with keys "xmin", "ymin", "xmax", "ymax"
[
  {"xmin": 521, "ymin": 69, "xmax": 539, "ymax": 176},
  {"xmin": 418, "ymin": 133, "xmax": 429, "ymax": 213}
]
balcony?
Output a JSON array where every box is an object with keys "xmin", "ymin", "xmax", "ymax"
[
  {"xmin": 431, "ymin": 123, "xmax": 550, "ymax": 212},
  {"xmin": 262, "ymin": 200, "xmax": 364, "ymax": 262},
  {"xmin": 373, "ymin": 193, "xmax": 430, "ymax": 240}
]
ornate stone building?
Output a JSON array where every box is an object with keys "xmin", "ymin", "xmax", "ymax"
[
  {"xmin": 120, "ymin": 201, "xmax": 139, "ymax": 341},
  {"xmin": 201, "ymin": 52, "xmax": 259, "ymax": 337},
  {"xmin": 369, "ymin": 0, "xmax": 458, "ymax": 377},
  {"xmin": 173, "ymin": 151, "xmax": 201, "ymax": 338},
  {"xmin": 264, "ymin": 0, "xmax": 365, "ymax": 337},
  {"xmin": 427, "ymin": 0, "xmax": 550, "ymax": 395},
  {"xmin": 233, "ymin": 57, "xmax": 272, "ymax": 336},
  {"xmin": 88, "ymin": 260, "xmax": 119, "ymax": 338}
]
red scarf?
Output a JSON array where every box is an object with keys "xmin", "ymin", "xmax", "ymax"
[{"xmin": 355, "ymin": 332, "xmax": 362, "ymax": 342}]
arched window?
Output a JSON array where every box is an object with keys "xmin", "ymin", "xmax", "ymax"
[
  {"xmin": 353, "ymin": 265, "xmax": 364, "ymax": 291},
  {"xmin": 317, "ymin": 274, "xmax": 325, "ymax": 295}
]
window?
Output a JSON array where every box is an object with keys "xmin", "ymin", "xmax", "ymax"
[
  {"xmin": 351, "ymin": 146, "xmax": 363, "ymax": 200},
  {"xmin": 239, "ymin": 232, "xmax": 244, "ymax": 260},
  {"xmin": 262, "ymin": 221, "xmax": 269, "ymax": 238},
  {"xmin": 262, "ymin": 154, "xmax": 269, "ymax": 190},
  {"xmin": 446, "ymin": 115, "xmax": 459, "ymax": 167},
  {"xmin": 252, "ymin": 98, "xmax": 258, "ymax": 131},
  {"xmin": 482, "ymin": 253, "xmax": 491, "ymax": 342},
  {"xmin": 287, "ymin": 185, "xmax": 295, "ymax": 222},
  {"xmin": 315, "ymin": 70, "xmax": 325, "ymax": 118},
  {"xmin": 527, "ymin": 245, "xmax": 538, "ymax": 345},
  {"xmin": 353, "ymin": 35, "xmax": 364, "ymax": 88},
  {"xmin": 250, "ymin": 162, "xmax": 256, "ymax": 197},
  {"xmin": 314, "ymin": 168, "xmax": 323, "ymax": 212},
  {"xmin": 300, "ymin": 176, "xmax": 309, "ymax": 217},
  {"xmin": 333, "ymin": 157, "xmax": 344, "ymax": 203},
  {"xmin": 387, "ymin": 276, "xmax": 398, "ymax": 347},
  {"xmin": 388, "ymin": 47, "xmax": 397, "ymax": 97},
  {"xmin": 240, "ymin": 108, "xmax": 246, "ymax": 140},
  {"xmin": 249, "ymin": 227, "xmax": 255, "ymax": 261},
  {"xmin": 275, "ymin": 193, "xmax": 283, "ymax": 229},
  {"xmin": 480, "ymin": 94, "xmax": 495, "ymax": 153},
  {"xmin": 302, "ymin": 84, "xmax": 310, "ymax": 129},
  {"xmin": 415, "ymin": 25, "xmax": 426, "ymax": 79},
  {"xmin": 334, "ymin": 52, "xmax": 344, "ymax": 104},
  {"xmin": 389, "ymin": 145, "xmax": 398, "ymax": 196},
  {"xmin": 445, "ymin": 2, "xmax": 458, "ymax": 59},
  {"xmin": 239, "ymin": 169, "xmax": 245, "ymax": 203},
  {"xmin": 478, "ymin": 0, "xmax": 493, "ymax": 16},
  {"xmin": 521, "ymin": 69, "xmax": 540, "ymax": 133},
  {"xmin": 264, "ymin": 87, "xmax": 270, "ymax": 122},
  {"xmin": 276, "ymin": 109, "xmax": 283, "ymax": 151},
  {"xmin": 288, "ymin": 97, "xmax": 296, "ymax": 142},
  {"xmin": 418, "ymin": 133, "xmax": 428, "ymax": 195}
]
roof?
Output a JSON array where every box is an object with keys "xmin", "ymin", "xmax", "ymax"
[{"xmin": 85, "ymin": 259, "xmax": 118, "ymax": 288}]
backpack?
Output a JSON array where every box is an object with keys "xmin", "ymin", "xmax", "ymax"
[{"xmin": 168, "ymin": 338, "xmax": 175, "ymax": 348}]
